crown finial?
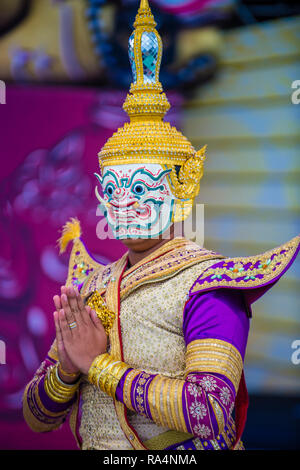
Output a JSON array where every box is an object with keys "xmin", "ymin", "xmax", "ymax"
[
  {"xmin": 123, "ymin": 0, "xmax": 169, "ymax": 120},
  {"xmin": 134, "ymin": 0, "xmax": 156, "ymax": 28}
]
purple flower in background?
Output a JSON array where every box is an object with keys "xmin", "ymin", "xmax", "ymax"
[{"xmin": 13, "ymin": 132, "xmax": 91, "ymax": 226}]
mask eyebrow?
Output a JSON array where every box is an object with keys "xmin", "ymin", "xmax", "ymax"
[
  {"xmin": 126, "ymin": 167, "xmax": 172, "ymax": 188},
  {"xmin": 100, "ymin": 169, "xmax": 120, "ymax": 187}
]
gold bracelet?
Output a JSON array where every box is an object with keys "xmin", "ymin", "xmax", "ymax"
[
  {"xmin": 47, "ymin": 365, "xmax": 78, "ymax": 402},
  {"xmin": 100, "ymin": 360, "xmax": 129, "ymax": 397},
  {"xmin": 105, "ymin": 362, "xmax": 126, "ymax": 397},
  {"xmin": 90, "ymin": 355, "xmax": 114, "ymax": 390},
  {"xmin": 88, "ymin": 353, "xmax": 111, "ymax": 386},
  {"xmin": 44, "ymin": 363, "xmax": 80, "ymax": 403},
  {"xmin": 88, "ymin": 354, "xmax": 130, "ymax": 398},
  {"xmin": 99, "ymin": 361, "xmax": 122, "ymax": 397},
  {"xmin": 58, "ymin": 363, "xmax": 80, "ymax": 379},
  {"xmin": 45, "ymin": 373, "xmax": 70, "ymax": 403}
]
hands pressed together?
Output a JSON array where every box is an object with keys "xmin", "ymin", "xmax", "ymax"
[{"xmin": 53, "ymin": 286, "xmax": 107, "ymax": 382}]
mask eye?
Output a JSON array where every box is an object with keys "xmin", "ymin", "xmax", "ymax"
[
  {"xmin": 132, "ymin": 182, "xmax": 145, "ymax": 196},
  {"xmin": 104, "ymin": 183, "xmax": 115, "ymax": 197}
]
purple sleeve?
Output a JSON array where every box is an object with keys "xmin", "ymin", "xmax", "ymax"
[
  {"xmin": 114, "ymin": 289, "xmax": 249, "ymax": 441},
  {"xmin": 183, "ymin": 289, "xmax": 250, "ymax": 359}
]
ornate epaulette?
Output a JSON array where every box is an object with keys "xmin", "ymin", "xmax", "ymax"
[
  {"xmin": 189, "ymin": 235, "xmax": 300, "ymax": 297},
  {"xmin": 58, "ymin": 218, "xmax": 105, "ymax": 289}
]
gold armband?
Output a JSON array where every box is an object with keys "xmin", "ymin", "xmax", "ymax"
[
  {"xmin": 88, "ymin": 353, "xmax": 130, "ymax": 398},
  {"xmin": 44, "ymin": 363, "xmax": 80, "ymax": 403}
]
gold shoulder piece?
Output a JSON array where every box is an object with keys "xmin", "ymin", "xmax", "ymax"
[
  {"xmin": 189, "ymin": 235, "xmax": 300, "ymax": 295},
  {"xmin": 65, "ymin": 237, "xmax": 106, "ymax": 289}
]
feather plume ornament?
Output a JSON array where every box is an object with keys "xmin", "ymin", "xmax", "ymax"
[{"xmin": 57, "ymin": 217, "xmax": 81, "ymax": 254}]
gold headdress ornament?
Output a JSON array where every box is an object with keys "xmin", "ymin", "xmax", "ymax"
[{"xmin": 98, "ymin": 0, "xmax": 206, "ymax": 222}]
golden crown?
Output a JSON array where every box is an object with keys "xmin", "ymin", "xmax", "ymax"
[{"xmin": 97, "ymin": 0, "xmax": 206, "ymax": 222}]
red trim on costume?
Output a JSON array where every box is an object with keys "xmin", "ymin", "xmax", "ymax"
[
  {"xmin": 114, "ymin": 257, "xmax": 148, "ymax": 450},
  {"xmin": 232, "ymin": 370, "xmax": 249, "ymax": 450}
]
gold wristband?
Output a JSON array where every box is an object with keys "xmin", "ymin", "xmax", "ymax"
[
  {"xmin": 58, "ymin": 363, "xmax": 80, "ymax": 379},
  {"xmin": 88, "ymin": 353, "xmax": 111, "ymax": 386},
  {"xmin": 47, "ymin": 365, "xmax": 78, "ymax": 400},
  {"xmin": 44, "ymin": 363, "xmax": 80, "ymax": 403},
  {"xmin": 100, "ymin": 361, "xmax": 122, "ymax": 397},
  {"xmin": 88, "ymin": 354, "xmax": 130, "ymax": 398},
  {"xmin": 106, "ymin": 362, "xmax": 128, "ymax": 397}
]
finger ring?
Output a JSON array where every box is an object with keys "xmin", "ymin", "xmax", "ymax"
[{"xmin": 69, "ymin": 321, "xmax": 77, "ymax": 329}]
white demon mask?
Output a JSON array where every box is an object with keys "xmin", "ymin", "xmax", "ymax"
[{"xmin": 95, "ymin": 163, "xmax": 176, "ymax": 239}]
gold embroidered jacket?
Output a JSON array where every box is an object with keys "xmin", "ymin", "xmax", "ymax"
[{"xmin": 23, "ymin": 227, "xmax": 300, "ymax": 450}]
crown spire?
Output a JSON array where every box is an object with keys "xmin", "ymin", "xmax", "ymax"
[
  {"xmin": 123, "ymin": 0, "xmax": 170, "ymax": 121},
  {"xmin": 134, "ymin": 0, "xmax": 157, "ymax": 28}
]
